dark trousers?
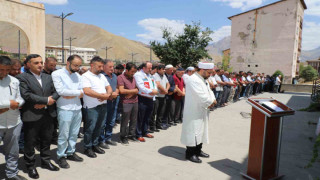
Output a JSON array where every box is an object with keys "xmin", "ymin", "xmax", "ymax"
[
  {"xmin": 23, "ymin": 112, "xmax": 54, "ymax": 169},
  {"xmin": 171, "ymin": 98, "xmax": 183, "ymax": 122},
  {"xmin": 100, "ymin": 100, "xmax": 117, "ymax": 142},
  {"xmin": 83, "ymin": 104, "xmax": 108, "ymax": 149},
  {"xmin": 163, "ymin": 95, "xmax": 173, "ymax": 124},
  {"xmin": 150, "ymin": 97, "xmax": 166, "ymax": 129},
  {"xmin": 136, "ymin": 96, "xmax": 154, "ymax": 137},
  {"xmin": 120, "ymin": 103, "xmax": 138, "ymax": 139},
  {"xmin": 186, "ymin": 143, "xmax": 203, "ymax": 158},
  {"xmin": 221, "ymin": 86, "xmax": 231, "ymax": 104}
]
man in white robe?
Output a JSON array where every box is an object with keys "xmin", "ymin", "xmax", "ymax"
[{"xmin": 180, "ymin": 62, "xmax": 216, "ymax": 163}]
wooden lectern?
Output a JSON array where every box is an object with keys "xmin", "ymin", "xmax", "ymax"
[{"xmin": 241, "ymin": 98, "xmax": 295, "ymax": 180}]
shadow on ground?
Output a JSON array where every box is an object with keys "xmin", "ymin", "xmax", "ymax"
[
  {"xmin": 158, "ymin": 146, "xmax": 187, "ymax": 161},
  {"xmin": 208, "ymin": 158, "xmax": 247, "ymax": 180}
]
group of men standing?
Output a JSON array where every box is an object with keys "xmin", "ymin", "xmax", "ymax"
[{"xmin": 0, "ymin": 52, "xmax": 283, "ymax": 180}]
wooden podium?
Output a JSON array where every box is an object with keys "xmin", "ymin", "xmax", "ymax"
[{"xmin": 241, "ymin": 98, "xmax": 295, "ymax": 180}]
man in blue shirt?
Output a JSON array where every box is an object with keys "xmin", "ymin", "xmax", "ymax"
[
  {"xmin": 52, "ymin": 55, "xmax": 84, "ymax": 169},
  {"xmin": 99, "ymin": 60, "xmax": 119, "ymax": 149}
]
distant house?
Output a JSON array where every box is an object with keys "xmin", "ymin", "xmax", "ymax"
[
  {"xmin": 307, "ymin": 58, "xmax": 320, "ymax": 74},
  {"xmin": 228, "ymin": 0, "xmax": 307, "ymax": 84},
  {"xmin": 46, "ymin": 46, "xmax": 97, "ymax": 64}
]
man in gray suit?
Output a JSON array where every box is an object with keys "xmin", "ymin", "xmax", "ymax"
[{"xmin": 16, "ymin": 54, "xmax": 60, "ymax": 179}]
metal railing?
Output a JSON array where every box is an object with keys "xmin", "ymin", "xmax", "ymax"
[{"xmin": 311, "ymin": 79, "xmax": 320, "ymax": 102}]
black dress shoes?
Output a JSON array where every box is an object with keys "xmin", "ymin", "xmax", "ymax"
[
  {"xmin": 41, "ymin": 162, "xmax": 60, "ymax": 171},
  {"xmin": 187, "ymin": 155, "xmax": 202, "ymax": 163},
  {"xmin": 199, "ymin": 151, "xmax": 210, "ymax": 158},
  {"xmin": 67, "ymin": 153, "xmax": 84, "ymax": 162},
  {"xmin": 28, "ymin": 168, "xmax": 39, "ymax": 179},
  {"xmin": 84, "ymin": 148, "xmax": 97, "ymax": 158},
  {"xmin": 99, "ymin": 142, "xmax": 110, "ymax": 149},
  {"xmin": 105, "ymin": 140, "xmax": 117, "ymax": 146},
  {"xmin": 93, "ymin": 145, "xmax": 105, "ymax": 154}
]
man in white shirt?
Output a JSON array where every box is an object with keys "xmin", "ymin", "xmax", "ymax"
[
  {"xmin": 52, "ymin": 55, "xmax": 84, "ymax": 169},
  {"xmin": 82, "ymin": 56, "xmax": 112, "ymax": 158},
  {"xmin": 214, "ymin": 69, "xmax": 225, "ymax": 107},
  {"xmin": 152, "ymin": 64, "xmax": 170, "ymax": 131},
  {"xmin": 274, "ymin": 75, "xmax": 282, "ymax": 93},
  {"xmin": 0, "ymin": 56, "xmax": 26, "ymax": 180},
  {"xmin": 183, "ymin": 67, "xmax": 195, "ymax": 85},
  {"xmin": 134, "ymin": 62, "xmax": 158, "ymax": 142}
]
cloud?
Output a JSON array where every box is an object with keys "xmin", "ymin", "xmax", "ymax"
[
  {"xmin": 210, "ymin": 26, "xmax": 231, "ymax": 43},
  {"xmin": 22, "ymin": 0, "xmax": 68, "ymax": 5},
  {"xmin": 302, "ymin": 21, "xmax": 320, "ymax": 50},
  {"xmin": 211, "ymin": 0, "xmax": 264, "ymax": 11},
  {"xmin": 305, "ymin": 0, "xmax": 320, "ymax": 16},
  {"xmin": 136, "ymin": 18, "xmax": 185, "ymax": 44}
]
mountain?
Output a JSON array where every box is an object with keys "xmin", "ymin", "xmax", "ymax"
[
  {"xmin": 206, "ymin": 36, "xmax": 231, "ymax": 63},
  {"xmin": 0, "ymin": 14, "xmax": 158, "ymax": 62},
  {"xmin": 301, "ymin": 47, "xmax": 320, "ymax": 62}
]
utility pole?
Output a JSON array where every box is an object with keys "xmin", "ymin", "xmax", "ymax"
[
  {"xmin": 150, "ymin": 46, "xmax": 152, "ymax": 62},
  {"xmin": 18, "ymin": 30, "xmax": 20, "ymax": 60},
  {"xmin": 129, "ymin": 52, "xmax": 138, "ymax": 62},
  {"xmin": 101, "ymin": 46, "xmax": 112, "ymax": 60},
  {"xmin": 66, "ymin": 37, "xmax": 77, "ymax": 57},
  {"xmin": 54, "ymin": 12, "xmax": 74, "ymax": 63}
]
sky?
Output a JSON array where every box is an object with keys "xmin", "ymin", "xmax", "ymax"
[{"xmin": 23, "ymin": 0, "xmax": 320, "ymax": 51}]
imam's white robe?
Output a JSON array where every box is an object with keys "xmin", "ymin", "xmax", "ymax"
[{"xmin": 180, "ymin": 72, "xmax": 215, "ymax": 146}]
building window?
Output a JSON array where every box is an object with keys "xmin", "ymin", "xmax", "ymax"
[
  {"xmin": 248, "ymin": 65, "xmax": 250, "ymax": 67},
  {"xmin": 255, "ymin": 65, "xmax": 258, "ymax": 67}
]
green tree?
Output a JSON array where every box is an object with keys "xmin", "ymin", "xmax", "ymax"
[
  {"xmin": 300, "ymin": 65, "xmax": 318, "ymax": 81},
  {"xmin": 299, "ymin": 63, "xmax": 306, "ymax": 75},
  {"xmin": 272, "ymin": 70, "xmax": 284, "ymax": 79},
  {"xmin": 150, "ymin": 22, "xmax": 213, "ymax": 68}
]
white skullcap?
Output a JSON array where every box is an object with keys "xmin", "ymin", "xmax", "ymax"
[
  {"xmin": 186, "ymin": 67, "xmax": 195, "ymax": 71},
  {"xmin": 198, "ymin": 62, "xmax": 214, "ymax": 70},
  {"xmin": 165, "ymin": 64, "xmax": 173, "ymax": 69}
]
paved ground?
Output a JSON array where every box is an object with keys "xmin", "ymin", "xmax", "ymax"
[{"xmin": 1, "ymin": 92, "xmax": 320, "ymax": 180}]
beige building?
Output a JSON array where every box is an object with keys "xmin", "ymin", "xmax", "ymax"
[
  {"xmin": 46, "ymin": 46, "xmax": 97, "ymax": 64},
  {"xmin": 228, "ymin": 0, "xmax": 307, "ymax": 83}
]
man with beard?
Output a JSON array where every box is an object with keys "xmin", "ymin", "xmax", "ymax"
[
  {"xmin": 181, "ymin": 62, "xmax": 216, "ymax": 163},
  {"xmin": 118, "ymin": 63, "xmax": 139, "ymax": 144},
  {"xmin": 52, "ymin": 55, "xmax": 84, "ymax": 169},
  {"xmin": 17, "ymin": 54, "xmax": 60, "ymax": 179},
  {"xmin": 162, "ymin": 65, "xmax": 176, "ymax": 128},
  {"xmin": 82, "ymin": 56, "xmax": 112, "ymax": 158}
]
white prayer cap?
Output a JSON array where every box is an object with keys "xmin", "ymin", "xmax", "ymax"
[
  {"xmin": 165, "ymin": 64, "xmax": 173, "ymax": 69},
  {"xmin": 198, "ymin": 62, "xmax": 214, "ymax": 70},
  {"xmin": 186, "ymin": 67, "xmax": 195, "ymax": 71}
]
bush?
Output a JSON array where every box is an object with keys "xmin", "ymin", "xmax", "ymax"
[
  {"xmin": 272, "ymin": 70, "xmax": 284, "ymax": 78},
  {"xmin": 300, "ymin": 65, "xmax": 318, "ymax": 81}
]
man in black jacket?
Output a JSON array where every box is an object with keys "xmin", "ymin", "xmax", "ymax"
[{"xmin": 16, "ymin": 54, "xmax": 60, "ymax": 179}]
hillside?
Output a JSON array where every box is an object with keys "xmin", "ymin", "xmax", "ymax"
[{"xmin": 0, "ymin": 14, "xmax": 158, "ymax": 62}]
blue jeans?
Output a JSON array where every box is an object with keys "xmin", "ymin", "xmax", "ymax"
[
  {"xmin": 83, "ymin": 104, "xmax": 108, "ymax": 149},
  {"xmin": 57, "ymin": 108, "xmax": 82, "ymax": 159},
  {"xmin": 100, "ymin": 99, "xmax": 118, "ymax": 142}
]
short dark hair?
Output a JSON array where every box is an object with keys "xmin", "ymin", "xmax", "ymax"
[
  {"xmin": 126, "ymin": 62, "xmax": 137, "ymax": 71},
  {"xmin": 26, "ymin": 54, "xmax": 41, "ymax": 64},
  {"xmin": 90, "ymin": 56, "xmax": 105, "ymax": 64},
  {"xmin": 216, "ymin": 69, "xmax": 220, "ymax": 72},
  {"xmin": 11, "ymin": 59, "xmax": 22, "ymax": 66},
  {"xmin": 152, "ymin": 64, "xmax": 158, "ymax": 70},
  {"xmin": 115, "ymin": 64, "xmax": 124, "ymax": 70},
  {"xmin": 157, "ymin": 64, "xmax": 165, "ymax": 70},
  {"xmin": 67, "ymin": 55, "xmax": 82, "ymax": 63},
  {"xmin": 0, "ymin": 56, "xmax": 12, "ymax": 66},
  {"xmin": 45, "ymin": 57, "xmax": 57, "ymax": 63}
]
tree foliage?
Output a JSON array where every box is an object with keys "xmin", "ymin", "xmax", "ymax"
[
  {"xmin": 150, "ymin": 22, "xmax": 213, "ymax": 68},
  {"xmin": 272, "ymin": 70, "xmax": 284, "ymax": 79},
  {"xmin": 300, "ymin": 65, "xmax": 318, "ymax": 81}
]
